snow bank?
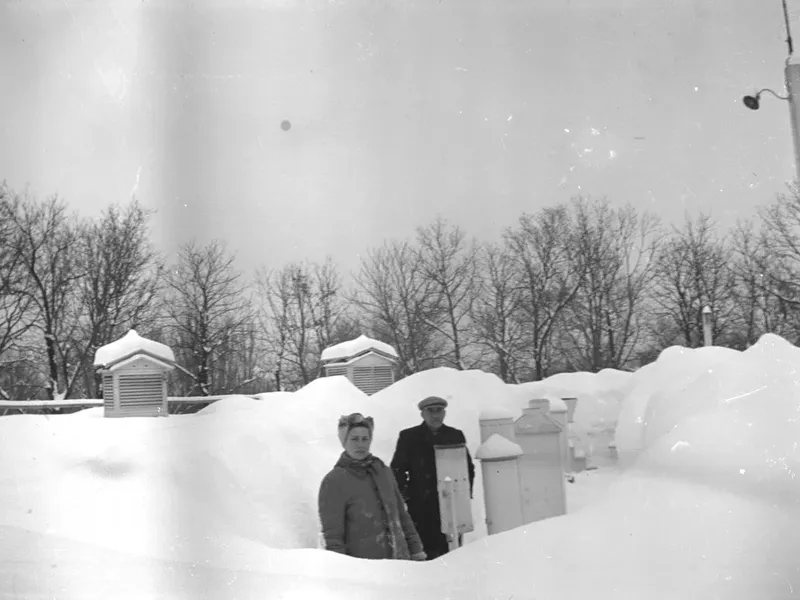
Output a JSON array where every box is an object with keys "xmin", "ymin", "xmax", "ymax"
[
  {"xmin": 431, "ymin": 473, "xmax": 800, "ymax": 599},
  {"xmin": 615, "ymin": 335, "xmax": 800, "ymax": 470},
  {"xmin": 478, "ymin": 406, "xmax": 517, "ymax": 420},
  {"xmin": 422, "ymin": 338, "xmax": 800, "ymax": 597},
  {"xmin": 510, "ymin": 369, "xmax": 632, "ymax": 458},
  {"xmin": 5, "ymin": 339, "xmax": 800, "ymax": 599},
  {"xmin": 527, "ymin": 371, "xmax": 629, "ymax": 418},
  {"xmin": 615, "ymin": 344, "xmax": 742, "ymax": 462}
]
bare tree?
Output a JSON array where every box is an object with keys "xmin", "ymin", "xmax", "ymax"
[
  {"xmin": 283, "ymin": 266, "xmax": 316, "ymax": 386},
  {"xmin": 255, "ymin": 257, "xmax": 348, "ymax": 390},
  {"xmin": 0, "ymin": 185, "xmax": 36, "ymax": 399},
  {"xmin": 729, "ymin": 217, "xmax": 800, "ymax": 346},
  {"xmin": 309, "ymin": 257, "xmax": 348, "ymax": 359},
  {"xmin": 255, "ymin": 267, "xmax": 292, "ymax": 391},
  {"xmin": 470, "ymin": 240, "xmax": 526, "ymax": 382},
  {"xmin": 351, "ymin": 239, "xmax": 443, "ymax": 376},
  {"xmin": 208, "ymin": 316, "xmax": 266, "ymax": 395},
  {"xmin": 416, "ymin": 217, "xmax": 480, "ymax": 369},
  {"xmin": 755, "ymin": 186, "xmax": 800, "ymax": 307},
  {"xmin": 4, "ymin": 189, "xmax": 83, "ymax": 399},
  {"xmin": 738, "ymin": 186, "xmax": 800, "ymax": 347},
  {"xmin": 506, "ymin": 205, "xmax": 583, "ymax": 380},
  {"xmin": 74, "ymin": 199, "xmax": 163, "ymax": 396},
  {"xmin": 164, "ymin": 240, "xmax": 251, "ymax": 396},
  {"xmin": 560, "ymin": 198, "xmax": 661, "ymax": 371},
  {"xmin": 652, "ymin": 213, "xmax": 737, "ymax": 348}
]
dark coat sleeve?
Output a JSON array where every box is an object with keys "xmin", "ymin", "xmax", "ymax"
[
  {"xmin": 318, "ymin": 471, "xmax": 347, "ymax": 554},
  {"xmin": 390, "ymin": 430, "xmax": 411, "ymax": 503},
  {"xmin": 466, "ymin": 446, "xmax": 475, "ymax": 497},
  {"xmin": 391, "ymin": 471, "xmax": 424, "ymax": 555}
]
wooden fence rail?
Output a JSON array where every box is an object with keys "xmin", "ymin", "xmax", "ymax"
[{"xmin": 0, "ymin": 395, "xmax": 259, "ymax": 417}]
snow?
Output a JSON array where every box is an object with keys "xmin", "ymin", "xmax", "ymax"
[
  {"xmin": 320, "ymin": 334, "xmax": 398, "ymax": 361},
  {"xmin": 93, "ymin": 329, "xmax": 175, "ymax": 367},
  {"xmin": 615, "ymin": 342, "xmax": 754, "ymax": 464},
  {"xmin": 476, "ymin": 433, "xmax": 523, "ymax": 460},
  {"xmin": 510, "ymin": 370, "xmax": 632, "ymax": 459},
  {"xmin": 478, "ymin": 406, "xmax": 517, "ymax": 421},
  {"xmin": 2, "ymin": 337, "xmax": 800, "ymax": 598}
]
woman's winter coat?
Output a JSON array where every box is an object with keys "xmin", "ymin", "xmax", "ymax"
[{"xmin": 318, "ymin": 452, "xmax": 424, "ymax": 560}]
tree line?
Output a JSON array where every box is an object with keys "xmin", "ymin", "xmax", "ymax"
[{"xmin": 2, "ymin": 180, "xmax": 800, "ymax": 400}]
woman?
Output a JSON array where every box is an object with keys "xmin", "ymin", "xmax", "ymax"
[{"xmin": 318, "ymin": 412, "xmax": 427, "ymax": 561}]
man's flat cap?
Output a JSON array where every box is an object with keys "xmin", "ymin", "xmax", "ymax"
[{"xmin": 418, "ymin": 396, "xmax": 448, "ymax": 410}]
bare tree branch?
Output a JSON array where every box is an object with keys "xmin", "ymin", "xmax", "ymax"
[
  {"xmin": 560, "ymin": 198, "xmax": 662, "ymax": 371},
  {"xmin": 350, "ymin": 239, "xmax": 444, "ymax": 376},
  {"xmin": 416, "ymin": 217, "xmax": 480, "ymax": 370},
  {"xmin": 506, "ymin": 205, "xmax": 583, "ymax": 380},
  {"xmin": 163, "ymin": 240, "xmax": 251, "ymax": 396},
  {"xmin": 652, "ymin": 212, "xmax": 737, "ymax": 348},
  {"xmin": 4, "ymin": 187, "xmax": 83, "ymax": 399},
  {"xmin": 470, "ymin": 240, "xmax": 526, "ymax": 382}
]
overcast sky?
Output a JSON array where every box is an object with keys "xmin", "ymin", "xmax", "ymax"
[{"xmin": 1, "ymin": 0, "xmax": 797, "ymax": 279}]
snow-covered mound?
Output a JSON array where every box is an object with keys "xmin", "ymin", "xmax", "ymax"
[
  {"xmin": 510, "ymin": 368, "xmax": 633, "ymax": 458},
  {"xmin": 615, "ymin": 344, "xmax": 741, "ymax": 462},
  {"xmin": 2, "ymin": 339, "xmax": 800, "ymax": 599},
  {"xmin": 0, "ymin": 396, "xmax": 325, "ymax": 554},
  {"xmin": 433, "ymin": 471, "xmax": 800, "ymax": 599},
  {"xmin": 615, "ymin": 334, "xmax": 800, "ymax": 469}
]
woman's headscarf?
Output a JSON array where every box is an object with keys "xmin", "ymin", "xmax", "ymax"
[{"xmin": 337, "ymin": 412, "xmax": 375, "ymax": 446}]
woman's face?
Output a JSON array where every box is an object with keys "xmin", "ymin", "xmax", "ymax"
[{"xmin": 344, "ymin": 426, "xmax": 372, "ymax": 460}]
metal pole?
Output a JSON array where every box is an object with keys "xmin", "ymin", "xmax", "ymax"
[
  {"xmin": 783, "ymin": 0, "xmax": 800, "ymax": 181},
  {"xmin": 785, "ymin": 63, "xmax": 800, "ymax": 181},
  {"xmin": 783, "ymin": 0, "xmax": 794, "ymax": 55},
  {"xmin": 702, "ymin": 306, "xmax": 713, "ymax": 347}
]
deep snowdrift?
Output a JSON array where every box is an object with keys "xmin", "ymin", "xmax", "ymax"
[{"xmin": 1, "ymin": 334, "xmax": 799, "ymax": 599}]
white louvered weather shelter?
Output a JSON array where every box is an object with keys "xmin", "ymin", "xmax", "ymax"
[
  {"xmin": 321, "ymin": 335, "xmax": 398, "ymax": 395},
  {"xmin": 93, "ymin": 330, "xmax": 175, "ymax": 418}
]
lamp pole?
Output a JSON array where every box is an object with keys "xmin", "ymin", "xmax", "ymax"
[
  {"xmin": 743, "ymin": 0, "xmax": 800, "ymax": 181},
  {"xmin": 702, "ymin": 305, "xmax": 713, "ymax": 347}
]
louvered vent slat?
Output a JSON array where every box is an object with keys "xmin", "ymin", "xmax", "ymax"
[
  {"xmin": 102, "ymin": 354, "xmax": 171, "ymax": 418},
  {"xmin": 372, "ymin": 366, "xmax": 393, "ymax": 389},
  {"xmin": 118, "ymin": 375, "xmax": 162, "ymax": 408},
  {"xmin": 326, "ymin": 366, "xmax": 347, "ymax": 377},
  {"xmin": 352, "ymin": 367, "xmax": 372, "ymax": 390},
  {"xmin": 103, "ymin": 376, "xmax": 115, "ymax": 411},
  {"xmin": 351, "ymin": 366, "xmax": 394, "ymax": 396}
]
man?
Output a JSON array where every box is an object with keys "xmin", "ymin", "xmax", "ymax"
[{"xmin": 390, "ymin": 395, "xmax": 475, "ymax": 560}]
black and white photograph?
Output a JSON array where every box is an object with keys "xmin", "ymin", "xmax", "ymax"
[{"xmin": 1, "ymin": 0, "xmax": 799, "ymax": 598}]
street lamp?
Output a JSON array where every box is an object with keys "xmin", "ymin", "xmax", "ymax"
[
  {"xmin": 743, "ymin": 0, "xmax": 800, "ymax": 181},
  {"xmin": 742, "ymin": 88, "xmax": 789, "ymax": 110}
]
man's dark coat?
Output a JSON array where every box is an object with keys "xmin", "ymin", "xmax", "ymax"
[{"xmin": 390, "ymin": 422, "xmax": 475, "ymax": 559}]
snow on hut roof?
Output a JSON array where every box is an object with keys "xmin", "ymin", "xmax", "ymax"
[
  {"xmin": 476, "ymin": 433, "xmax": 523, "ymax": 460},
  {"xmin": 320, "ymin": 335, "xmax": 398, "ymax": 362},
  {"xmin": 93, "ymin": 330, "xmax": 175, "ymax": 368}
]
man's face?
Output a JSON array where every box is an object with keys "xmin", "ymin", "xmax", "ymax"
[{"xmin": 422, "ymin": 405, "xmax": 445, "ymax": 431}]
